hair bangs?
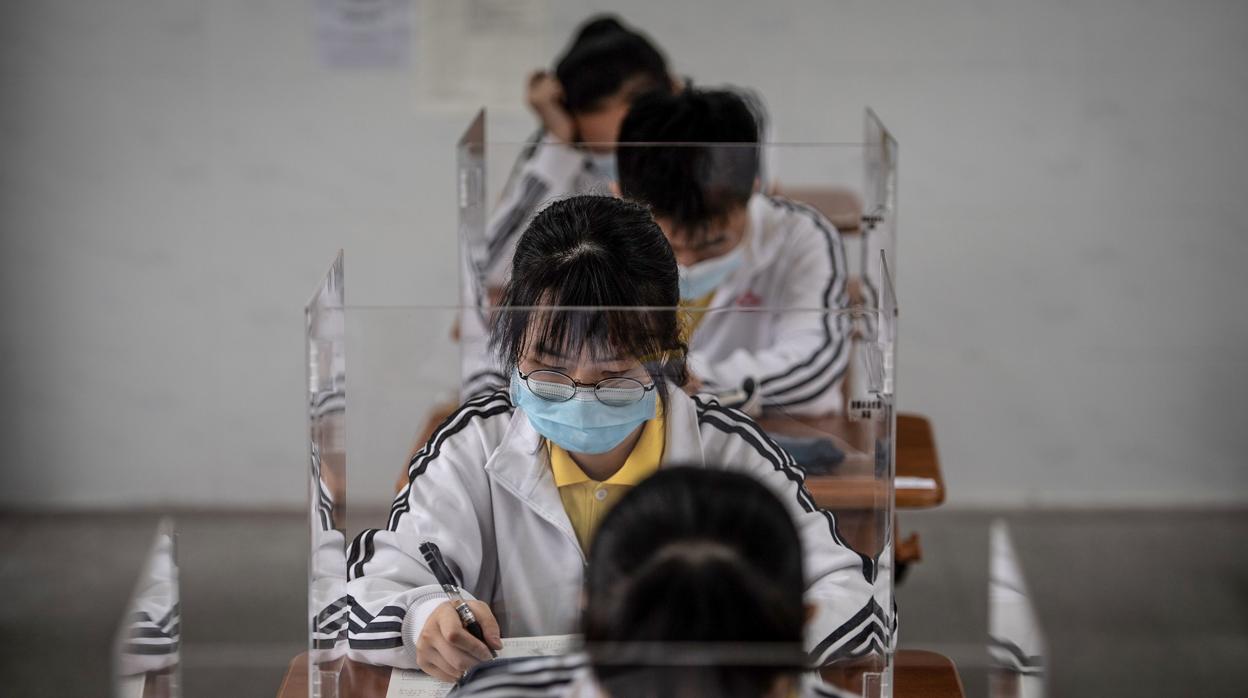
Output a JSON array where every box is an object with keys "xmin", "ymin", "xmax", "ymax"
[
  {"xmin": 494, "ymin": 303, "xmax": 679, "ymax": 373},
  {"xmin": 490, "ymin": 196, "xmax": 689, "ymax": 388}
]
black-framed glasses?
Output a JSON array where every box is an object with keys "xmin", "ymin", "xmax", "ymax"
[{"xmin": 518, "ymin": 368, "xmax": 655, "ymax": 407}]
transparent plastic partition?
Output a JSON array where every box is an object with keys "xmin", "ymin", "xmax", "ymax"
[
  {"xmin": 989, "ymin": 521, "xmax": 1048, "ymax": 698},
  {"xmin": 307, "ymin": 252, "xmax": 348, "ymax": 695},
  {"xmin": 305, "ymin": 285, "xmax": 898, "ymax": 695},
  {"xmin": 112, "ymin": 518, "xmax": 181, "ymax": 698},
  {"xmin": 860, "ymin": 108, "xmax": 899, "ymax": 315},
  {"xmin": 457, "ymin": 110, "xmax": 898, "ymax": 322},
  {"xmin": 456, "ymin": 114, "xmax": 898, "ymax": 411}
]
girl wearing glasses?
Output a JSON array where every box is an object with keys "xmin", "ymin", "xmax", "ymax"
[{"xmin": 344, "ymin": 196, "xmax": 886, "ymax": 683}]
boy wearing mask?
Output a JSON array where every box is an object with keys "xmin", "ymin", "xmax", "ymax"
[{"xmin": 617, "ymin": 88, "xmax": 850, "ymax": 415}]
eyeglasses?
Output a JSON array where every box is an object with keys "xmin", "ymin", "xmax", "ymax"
[{"xmin": 518, "ymin": 368, "xmax": 656, "ymax": 407}]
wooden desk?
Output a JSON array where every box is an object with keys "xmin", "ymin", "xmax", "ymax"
[
  {"xmin": 277, "ymin": 649, "xmax": 964, "ymax": 698},
  {"xmin": 894, "ymin": 650, "xmax": 966, "ymax": 697},
  {"xmin": 757, "ymin": 411, "xmax": 942, "ymax": 565},
  {"xmin": 760, "ymin": 412, "xmax": 944, "ymax": 511}
]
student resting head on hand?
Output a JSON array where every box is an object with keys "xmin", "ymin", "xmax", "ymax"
[{"xmin": 530, "ymin": 15, "xmax": 676, "ymax": 151}]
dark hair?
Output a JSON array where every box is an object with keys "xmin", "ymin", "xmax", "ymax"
[
  {"xmin": 555, "ymin": 15, "xmax": 672, "ymax": 114},
  {"xmin": 617, "ymin": 88, "xmax": 762, "ymax": 237},
  {"xmin": 583, "ymin": 467, "xmax": 806, "ymax": 698},
  {"xmin": 491, "ymin": 196, "xmax": 688, "ymax": 392}
]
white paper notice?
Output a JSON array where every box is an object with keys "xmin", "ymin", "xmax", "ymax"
[
  {"xmin": 385, "ymin": 635, "xmax": 579, "ymax": 698},
  {"xmin": 316, "ymin": 0, "xmax": 411, "ymax": 70}
]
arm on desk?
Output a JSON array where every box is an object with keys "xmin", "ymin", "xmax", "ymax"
[
  {"xmin": 344, "ymin": 395, "xmax": 508, "ymax": 669},
  {"xmin": 694, "ymin": 398, "xmax": 891, "ymax": 665}
]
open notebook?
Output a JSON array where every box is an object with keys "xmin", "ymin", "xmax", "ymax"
[{"xmin": 386, "ymin": 635, "xmax": 578, "ymax": 698}]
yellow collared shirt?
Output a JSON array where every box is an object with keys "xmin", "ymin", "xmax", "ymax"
[
  {"xmin": 679, "ymin": 290, "xmax": 717, "ymax": 345},
  {"xmin": 549, "ymin": 410, "xmax": 666, "ymax": 553}
]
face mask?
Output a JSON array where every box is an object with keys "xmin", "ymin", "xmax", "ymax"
[
  {"xmin": 678, "ymin": 244, "xmax": 745, "ymax": 301},
  {"xmin": 511, "ymin": 371, "xmax": 656, "ymax": 454},
  {"xmin": 588, "ymin": 152, "xmax": 618, "ymax": 182}
]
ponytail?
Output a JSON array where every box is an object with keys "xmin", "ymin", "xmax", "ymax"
[{"xmin": 583, "ymin": 468, "xmax": 806, "ymax": 698}]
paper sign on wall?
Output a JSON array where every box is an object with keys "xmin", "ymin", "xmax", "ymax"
[{"xmin": 316, "ymin": 0, "xmax": 412, "ymax": 69}]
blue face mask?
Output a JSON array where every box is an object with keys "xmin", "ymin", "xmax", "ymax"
[
  {"xmin": 678, "ymin": 244, "xmax": 745, "ymax": 300},
  {"xmin": 510, "ymin": 371, "xmax": 656, "ymax": 454}
]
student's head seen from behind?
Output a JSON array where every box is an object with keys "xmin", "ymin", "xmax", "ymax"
[
  {"xmin": 583, "ymin": 467, "xmax": 806, "ymax": 698},
  {"xmin": 492, "ymin": 196, "xmax": 688, "ymax": 447},
  {"xmin": 616, "ymin": 88, "xmax": 761, "ymax": 277},
  {"xmin": 555, "ymin": 15, "xmax": 674, "ymax": 149}
]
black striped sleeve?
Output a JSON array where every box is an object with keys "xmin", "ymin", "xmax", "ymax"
[
  {"xmin": 806, "ymin": 597, "xmax": 892, "ymax": 663},
  {"xmin": 454, "ymin": 655, "xmax": 585, "ymax": 697},
  {"xmin": 988, "ymin": 635, "xmax": 1044, "ymax": 674},
  {"xmin": 485, "ymin": 174, "xmax": 549, "ymax": 269},
  {"xmin": 497, "ymin": 127, "xmax": 546, "ymax": 194},
  {"xmin": 386, "ymin": 391, "xmax": 514, "ymax": 532},
  {"xmin": 694, "ymin": 398, "xmax": 892, "ymax": 662},
  {"xmin": 343, "ymin": 392, "xmax": 514, "ymax": 580},
  {"xmin": 121, "ymin": 605, "xmax": 181, "ymax": 655},
  {"xmin": 345, "ymin": 595, "xmax": 408, "ymax": 650},
  {"xmin": 694, "ymin": 398, "xmax": 859, "ymax": 556},
  {"xmin": 755, "ymin": 197, "xmax": 852, "ymax": 408},
  {"xmin": 309, "ymin": 442, "xmax": 336, "ymax": 532},
  {"xmin": 463, "ymin": 369, "xmax": 509, "ymax": 400},
  {"xmin": 311, "ymin": 595, "xmax": 350, "ymax": 649}
]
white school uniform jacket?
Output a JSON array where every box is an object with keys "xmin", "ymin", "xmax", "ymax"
[
  {"xmin": 116, "ymin": 530, "xmax": 181, "ymax": 676},
  {"xmin": 459, "ymin": 132, "xmax": 612, "ymax": 399},
  {"xmin": 481, "ymin": 132, "xmax": 612, "ymax": 293},
  {"xmin": 448, "ymin": 653, "xmax": 859, "ymax": 698},
  {"xmin": 341, "ymin": 389, "xmax": 892, "ymax": 670},
  {"xmin": 686, "ymin": 193, "xmax": 851, "ymax": 416}
]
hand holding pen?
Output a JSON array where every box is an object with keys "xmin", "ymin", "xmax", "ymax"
[{"xmin": 415, "ymin": 542, "xmax": 503, "ymax": 682}]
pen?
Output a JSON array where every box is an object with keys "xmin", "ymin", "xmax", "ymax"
[{"xmin": 419, "ymin": 541, "xmax": 497, "ymax": 658}]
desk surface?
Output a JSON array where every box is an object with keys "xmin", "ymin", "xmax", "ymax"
[
  {"xmin": 760, "ymin": 412, "xmax": 945, "ymax": 511},
  {"xmin": 277, "ymin": 649, "xmax": 964, "ymax": 698}
]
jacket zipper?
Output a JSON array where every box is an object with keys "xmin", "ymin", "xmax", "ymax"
[{"xmin": 490, "ymin": 474, "xmax": 588, "ymax": 568}]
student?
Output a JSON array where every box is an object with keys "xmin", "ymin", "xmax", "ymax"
[
  {"xmin": 462, "ymin": 16, "xmax": 677, "ymax": 398},
  {"xmin": 616, "ymin": 88, "xmax": 850, "ymax": 415},
  {"xmin": 484, "ymin": 15, "xmax": 673, "ymax": 281},
  {"xmin": 344, "ymin": 196, "xmax": 885, "ymax": 681},
  {"xmin": 450, "ymin": 467, "xmax": 855, "ymax": 698}
]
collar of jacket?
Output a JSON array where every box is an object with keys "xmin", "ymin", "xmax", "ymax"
[{"xmin": 483, "ymin": 387, "xmax": 707, "ymax": 513}]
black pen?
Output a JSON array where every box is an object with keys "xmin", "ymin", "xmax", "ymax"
[{"xmin": 419, "ymin": 541, "xmax": 497, "ymax": 658}]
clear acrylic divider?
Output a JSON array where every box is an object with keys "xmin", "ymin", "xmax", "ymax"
[
  {"xmin": 308, "ymin": 299, "xmax": 897, "ymax": 697},
  {"xmin": 457, "ymin": 125, "xmax": 898, "ymax": 412},
  {"xmin": 458, "ymin": 129, "xmax": 898, "ymax": 320},
  {"xmin": 308, "ymin": 252, "xmax": 348, "ymax": 696},
  {"xmin": 989, "ymin": 521, "xmax": 1048, "ymax": 698},
  {"xmin": 860, "ymin": 108, "xmax": 898, "ymax": 315},
  {"xmin": 112, "ymin": 518, "xmax": 181, "ymax": 698},
  {"xmin": 307, "ymin": 109, "xmax": 901, "ymax": 697}
]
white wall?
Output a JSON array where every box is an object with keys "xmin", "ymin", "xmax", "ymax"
[{"xmin": 2, "ymin": 0, "xmax": 1245, "ymax": 508}]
